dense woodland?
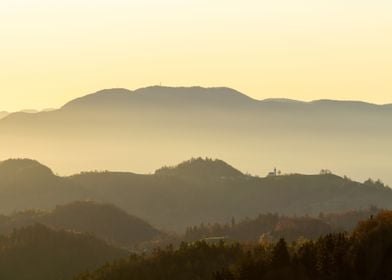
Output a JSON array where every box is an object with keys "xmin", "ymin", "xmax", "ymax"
[
  {"xmin": 0, "ymin": 200, "xmax": 384, "ymax": 279},
  {"xmin": 0, "ymin": 201, "xmax": 163, "ymax": 249},
  {"xmin": 75, "ymin": 211, "xmax": 392, "ymax": 280},
  {"xmin": 0, "ymin": 201, "xmax": 381, "ymax": 250},
  {"xmin": 0, "ymin": 157, "xmax": 391, "ymax": 279},
  {"xmin": 0, "ymin": 224, "xmax": 127, "ymax": 280},
  {"xmin": 184, "ymin": 207, "xmax": 380, "ymax": 243}
]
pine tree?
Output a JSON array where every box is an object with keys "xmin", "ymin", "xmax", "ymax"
[{"xmin": 271, "ymin": 238, "xmax": 290, "ymax": 268}]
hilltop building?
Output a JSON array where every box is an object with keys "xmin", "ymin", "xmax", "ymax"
[{"xmin": 267, "ymin": 168, "xmax": 277, "ymax": 177}]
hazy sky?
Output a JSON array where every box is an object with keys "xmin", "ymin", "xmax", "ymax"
[{"xmin": 1, "ymin": 0, "xmax": 391, "ymax": 111}]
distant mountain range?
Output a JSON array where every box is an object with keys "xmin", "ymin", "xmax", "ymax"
[
  {"xmin": 1, "ymin": 86, "xmax": 391, "ymax": 185},
  {"xmin": 0, "ymin": 158, "xmax": 391, "ymax": 231}
]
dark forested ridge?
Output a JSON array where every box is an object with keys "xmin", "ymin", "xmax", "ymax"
[
  {"xmin": 0, "ymin": 201, "xmax": 163, "ymax": 249},
  {"xmin": 184, "ymin": 207, "xmax": 381, "ymax": 243},
  {"xmin": 0, "ymin": 158, "xmax": 390, "ymax": 279},
  {"xmin": 0, "ymin": 204, "xmax": 383, "ymax": 280},
  {"xmin": 0, "ymin": 224, "xmax": 127, "ymax": 280},
  {"xmin": 0, "ymin": 201, "xmax": 379, "ymax": 251},
  {"xmin": 0, "ymin": 158, "xmax": 391, "ymax": 231},
  {"xmin": 75, "ymin": 211, "xmax": 392, "ymax": 280}
]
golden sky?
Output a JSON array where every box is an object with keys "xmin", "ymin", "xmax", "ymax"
[{"xmin": 1, "ymin": 0, "xmax": 391, "ymax": 111}]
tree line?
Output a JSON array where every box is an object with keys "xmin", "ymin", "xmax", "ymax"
[
  {"xmin": 75, "ymin": 211, "xmax": 392, "ymax": 280},
  {"xmin": 184, "ymin": 207, "xmax": 380, "ymax": 243}
]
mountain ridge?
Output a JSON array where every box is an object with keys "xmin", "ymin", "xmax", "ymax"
[
  {"xmin": 0, "ymin": 157, "xmax": 391, "ymax": 231},
  {"xmin": 3, "ymin": 86, "xmax": 392, "ymax": 117},
  {"xmin": 2, "ymin": 86, "xmax": 392, "ymax": 123},
  {"xmin": 1, "ymin": 86, "xmax": 392, "ymax": 185}
]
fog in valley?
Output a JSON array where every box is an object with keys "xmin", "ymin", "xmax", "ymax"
[{"xmin": 1, "ymin": 86, "xmax": 391, "ymax": 185}]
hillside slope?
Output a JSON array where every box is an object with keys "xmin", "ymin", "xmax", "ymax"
[
  {"xmin": 0, "ymin": 157, "xmax": 391, "ymax": 231},
  {"xmin": 1, "ymin": 86, "xmax": 391, "ymax": 184},
  {"xmin": 0, "ymin": 159, "xmax": 86, "ymax": 212},
  {"xmin": 0, "ymin": 224, "xmax": 127, "ymax": 280},
  {"xmin": 0, "ymin": 201, "xmax": 162, "ymax": 248}
]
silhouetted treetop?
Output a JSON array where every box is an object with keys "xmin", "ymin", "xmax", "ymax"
[{"xmin": 75, "ymin": 212, "xmax": 392, "ymax": 280}]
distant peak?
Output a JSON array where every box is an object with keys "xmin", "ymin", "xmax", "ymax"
[
  {"xmin": 134, "ymin": 85, "xmax": 254, "ymax": 100},
  {"xmin": 61, "ymin": 86, "xmax": 254, "ymax": 110},
  {"xmin": 55, "ymin": 86, "xmax": 392, "ymax": 112}
]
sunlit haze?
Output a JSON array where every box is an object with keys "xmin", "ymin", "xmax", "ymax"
[
  {"xmin": 1, "ymin": 0, "xmax": 392, "ymax": 111},
  {"xmin": 2, "ymin": 2, "xmax": 392, "ymax": 278}
]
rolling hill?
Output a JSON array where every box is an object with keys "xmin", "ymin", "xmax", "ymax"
[
  {"xmin": 155, "ymin": 158, "xmax": 244, "ymax": 179},
  {"xmin": 0, "ymin": 157, "xmax": 391, "ymax": 231},
  {"xmin": 0, "ymin": 201, "xmax": 162, "ymax": 248},
  {"xmin": 1, "ymin": 86, "xmax": 391, "ymax": 185},
  {"xmin": 0, "ymin": 159, "xmax": 85, "ymax": 212}
]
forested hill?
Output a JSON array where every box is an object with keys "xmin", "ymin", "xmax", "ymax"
[
  {"xmin": 155, "ymin": 158, "xmax": 244, "ymax": 179},
  {"xmin": 0, "ymin": 201, "xmax": 163, "ymax": 248},
  {"xmin": 0, "ymin": 158, "xmax": 391, "ymax": 231},
  {"xmin": 67, "ymin": 158, "xmax": 392, "ymax": 231},
  {"xmin": 74, "ymin": 211, "xmax": 392, "ymax": 280},
  {"xmin": 0, "ymin": 159, "xmax": 85, "ymax": 211},
  {"xmin": 0, "ymin": 224, "xmax": 127, "ymax": 280},
  {"xmin": 184, "ymin": 207, "xmax": 381, "ymax": 243}
]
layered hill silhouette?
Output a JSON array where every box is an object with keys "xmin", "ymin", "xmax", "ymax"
[
  {"xmin": 73, "ymin": 212, "xmax": 392, "ymax": 280},
  {"xmin": 0, "ymin": 159, "xmax": 85, "ymax": 211},
  {"xmin": 1, "ymin": 86, "xmax": 391, "ymax": 184},
  {"xmin": 0, "ymin": 157, "xmax": 391, "ymax": 231},
  {"xmin": 0, "ymin": 201, "xmax": 162, "ymax": 248}
]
